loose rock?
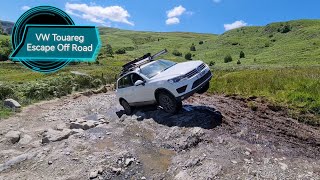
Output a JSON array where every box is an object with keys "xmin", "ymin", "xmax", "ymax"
[
  {"xmin": 5, "ymin": 131, "xmax": 21, "ymax": 144},
  {"xmin": 4, "ymin": 99, "xmax": 21, "ymax": 109}
]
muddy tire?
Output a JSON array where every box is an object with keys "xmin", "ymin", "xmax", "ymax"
[
  {"xmin": 197, "ymin": 82, "xmax": 210, "ymax": 94},
  {"xmin": 120, "ymin": 99, "xmax": 133, "ymax": 115},
  {"xmin": 158, "ymin": 92, "xmax": 181, "ymax": 114}
]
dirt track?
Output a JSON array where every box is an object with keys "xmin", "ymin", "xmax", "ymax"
[{"xmin": 0, "ymin": 92, "xmax": 319, "ymax": 179}]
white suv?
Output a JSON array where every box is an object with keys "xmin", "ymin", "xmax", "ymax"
[{"xmin": 116, "ymin": 49, "xmax": 212, "ymax": 114}]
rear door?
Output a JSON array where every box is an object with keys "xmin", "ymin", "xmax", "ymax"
[{"xmin": 117, "ymin": 74, "xmax": 135, "ymax": 103}]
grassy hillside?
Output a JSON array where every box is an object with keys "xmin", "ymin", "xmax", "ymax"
[{"xmin": 0, "ymin": 19, "xmax": 320, "ymax": 124}]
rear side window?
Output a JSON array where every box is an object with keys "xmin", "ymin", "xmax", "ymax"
[{"xmin": 118, "ymin": 75, "xmax": 133, "ymax": 89}]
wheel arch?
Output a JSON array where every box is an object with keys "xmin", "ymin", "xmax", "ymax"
[{"xmin": 154, "ymin": 88, "xmax": 175, "ymax": 103}]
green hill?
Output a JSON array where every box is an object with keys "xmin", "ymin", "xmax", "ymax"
[{"xmin": 0, "ymin": 19, "xmax": 319, "ymax": 124}]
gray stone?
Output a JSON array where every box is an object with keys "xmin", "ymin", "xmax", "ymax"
[
  {"xmin": 19, "ymin": 134, "xmax": 32, "ymax": 145},
  {"xmin": 42, "ymin": 128, "xmax": 73, "ymax": 144},
  {"xmin": 89, "ymin": 170, "xmax": 98, "ymax": 179},
  {"xmin": 4, "ymin": 99, "xmax": 21, "ymax": 109},
  {"xmin": 70, "ymin": 122, "xmax": 84, "ymax": 129},
  {"xmin": 83, "ymin": 120, "xmax": 96, "ymax": 130},
  {"xmin": 125, "ymin": 158, "xmax": 134, "ymax": 167},
  {"xmin": 111, "ymin": 167, "xmax": 122, "ymax": 175},
  {"xmin": 5, "ymin": 131, "xmax": 21, "ymax": 144}
]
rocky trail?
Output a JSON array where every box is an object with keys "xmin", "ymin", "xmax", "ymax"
[{"xmin": 0, "ymin": 91, "xmax": 319, "ymax": 180}]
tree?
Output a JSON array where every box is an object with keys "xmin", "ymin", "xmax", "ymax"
[
  {"xmin": 172, "ymin": 50, "xmax": 182, "ymax": 56},
  {"xmin": 106, "ymin": 44, "xmax": 113, "ymax": 57},
  {"xmin": 190, "ymin": 44, "xmax": 196, "ymax": 51},
  {"xmin": 199, "ymin": 41, "xmax": 204, "ymax": 45},
  {"xmin": 0, "ymin": 22, "xmax": 3, "ymax": 35},
  {"xmin": 224, "ymin": 55, "xmax": 233, "ymax": 63},
  {"xmin": 240, "ymin": 51, "xmax": 245, "ymax": 58},
  {"xmin": 185, "ymin": 52, "xmax": 192, "ymax": 60},
  {"xmin": 237, "ymin": 59, "xmax": 241, "ymax": 64}
]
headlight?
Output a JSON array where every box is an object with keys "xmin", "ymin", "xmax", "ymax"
[{"xmin": 168, "ymin": 75, "xmax": 187, "ymax": 83}]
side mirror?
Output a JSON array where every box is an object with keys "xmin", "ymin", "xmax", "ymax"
[{"xmin": 134, "ymin": 80, "xmax": 145, "ymax": 86}]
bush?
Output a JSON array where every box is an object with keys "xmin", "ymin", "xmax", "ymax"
[
  {"xmin": 199, "ymin": 41, "xmax": 204, "ymax": 45},
  {"xmin": 278, "ymin": 24, "xmax": 291, "ymax": 33},
  {"xmin": 0, "ymin": 85, "xmax": 15, "ymax": 100},
  {"xmin": 209, "ymin": 61, "xmax": 215, "ymax": 66},
  {"xmin": 190, "ymin": 44, "xmax": 196, "ymax": 51},
  {"xmin": 172, "ymin": 50, "xmax": 182, "ymax": 56},
  {"xmin": 237, "ymin": 60, "xmax": 241, "ymax": 64},
  {"xmin": 115, "ymin": 48, "xmax": 126, "ymax": 54},
  {"xmin": 91, "ymin": 78, "xmax": 103, "ymax": 88},
  {"xmin": 224, "ymin": 55, "xmax": 233, "ymax": 63},
  {"xmin": 240, "ymin": 51, "xmax": 245, "ymax": 58},
  {"xmin": 265, "ymin": 42, "xmax": 270, "ymax": 47},
  {"xmin": 106, "ymin": 44, "xmax": 113, "ymax": 56},
  {"xmin": 185, "ymin": 52, "xmax": 192, "ymax": 60}
]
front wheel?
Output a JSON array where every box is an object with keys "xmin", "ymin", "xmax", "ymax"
[
  {"xmin": 158, "ymin": 92, "xmax": 181, "ymax": 114},
  {"xmin": 120, "ymin": 99, "xmax": 133, "ymax": 115}
]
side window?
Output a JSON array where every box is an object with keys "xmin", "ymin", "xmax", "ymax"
[
  {"xmin": 131, "ymin": 73, "xmax": 144, "ymax": 84},
  {"xmin": 118, "ymin": 75, "xmax": 133, "ymax": 89}
]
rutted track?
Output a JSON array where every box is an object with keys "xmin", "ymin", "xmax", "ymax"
[{"xmin": 0, "ymin": 92, "xmax": 319, "ymax": 179}]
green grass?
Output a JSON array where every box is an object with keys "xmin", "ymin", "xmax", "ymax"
[{"xmin": 0, "ymin": 19, "xmax": 320, "ymax": 125}]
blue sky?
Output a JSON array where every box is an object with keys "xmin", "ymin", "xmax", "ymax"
[{"xmin": 1, "ymin": 0, "xmax": 320, "ymax": 34}]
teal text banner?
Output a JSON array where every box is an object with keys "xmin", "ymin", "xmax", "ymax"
[{"xmin": 10, "ymin": 25, "xmax": 101, "ymax": 62}]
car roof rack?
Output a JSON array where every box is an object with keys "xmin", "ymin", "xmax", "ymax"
[{"xmin": 120, "ymin": 49, "xmax": 168, "ymax": 76}]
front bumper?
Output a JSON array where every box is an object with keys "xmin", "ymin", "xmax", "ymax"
[{"xmin": 176, "ymin": 70, "xmax": 212, "ymax": 101}]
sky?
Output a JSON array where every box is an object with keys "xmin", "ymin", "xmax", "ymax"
[{"xmin": 1, "ymin": 0, "xmax": 320, "ymax": 34}]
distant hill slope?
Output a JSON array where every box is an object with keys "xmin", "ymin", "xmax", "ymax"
[
  {"xmin": 99, "ymin": 19, "xmax": 320, "ymax": 68},
  {"xmin": 0, "ymin": 20, "xmax": 14, "ymax": 34}
]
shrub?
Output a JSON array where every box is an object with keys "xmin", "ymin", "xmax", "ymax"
[
  {"xmin": 278, "ymin": 24, "xmax": 291, "ymax": 33},
  {"xmin": 209, "ymin": 61, "xmax": 215, "ymax": 66},
  {"xmin": 185, "ymin": 52, "xmax": 192, "ymax": 60},
  {"xmin": 172, "ymin": 50, "xmax": 182, "ymax": 56},
  {"xmin": 265, "ymin": 42, "xmax": 270, "ymax": 47},
  {"xmin": 115, "ymin": 48, "xmax": 126, "ymax": 54},
  {"xmin": 237, "ymin": 60, "xmax": 241, "ymax": 64},
  {"xmin": 240, "ymin": 51, "xmax": 245, "ymax": 58},
  {"xmin": 0, "ymin": 85, "xmax": 15, "ymax": 100},
  {"xmin": 190, "ymin": 45, "xmax": 196, "ymax": 51},
  {"xmin": 106, "ymin": 44, "xmax": 113, "ymax": 56},
  {"xmin": 199, "ymin": 41, "xmax": 204, "ymax": 45},
  {"xmin": 224, "ymin": 55, "xmax": 233, "ymax": 63},
  {"xmin": 91, "ymin": 78, "xmax": 103, "ymax": 88}
]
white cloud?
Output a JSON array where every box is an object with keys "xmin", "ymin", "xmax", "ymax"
[
  {"xmin": 21, "ymin": 6, "xmax": 31, "ymax": 11},
  {"xmin": 166, "ymin": 5, "xmax": 189, "ymax": 25},
  {"xmin": 166, "ymin": 17, "xmax": 180, "ymax": 25},
  {"xmin": 167, "ymin": 5, "xmax": 186, "ymax": 18},
  {"xmin": 213, "ymin": 0, "xmax": 222, "ymax": 3},
  {"xmin": 65, "ymin": 2, "xmax": 134, "ymax": 26},
  {"xmin": 224, "ymin": 20, "xmax": 248, "ymax": 31}
]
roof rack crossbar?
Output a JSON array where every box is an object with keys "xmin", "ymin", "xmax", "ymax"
[{"xmin": 120, "ymin": 49, "xmax": 168, "ymax": 76}]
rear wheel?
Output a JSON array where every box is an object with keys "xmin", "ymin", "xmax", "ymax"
[
  {"xmin": 120, "ymin": 99, "xmax": 133, "ymax": 115},
  {"xmin": 197, "ymin": 82, "xmax": 210, "ymax": 94},
  {"xmin": 158, "ymin": 92, "xmax": 181, "ymax": 114}
]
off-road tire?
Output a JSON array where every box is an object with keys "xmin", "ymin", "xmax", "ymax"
[
  {"xmin": 158, "ymin": 92, "xmax": 181, "ymax": 114},
  {"xmin": 120, "ymin": 99, "xmax": 133, "ymax": 115},
  {"xmin": 197, "ymin": 82, "xmax": 210, "ymax": 94}
]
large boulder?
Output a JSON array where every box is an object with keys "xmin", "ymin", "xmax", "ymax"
[
  {"xmin": 4, "ymin": 99, "xmax": 21, "ymax": 109},
  {"xmin": 41, "ymin": 128, "xmax": 73, "ymax": 144},
  {"xmin": 5, "ymin": 131, "xmax": 21, "ymax": 144}
]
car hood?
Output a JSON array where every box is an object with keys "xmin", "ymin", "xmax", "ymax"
[{"xmin": 151, "ymin": 60, "xmax": 203, "ymax": 79}]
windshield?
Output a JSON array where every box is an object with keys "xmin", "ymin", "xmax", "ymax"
[{"xmin": 140, "ymin": 60, "xmax": 176, "ymax": 78}]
